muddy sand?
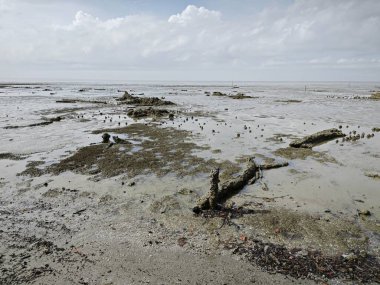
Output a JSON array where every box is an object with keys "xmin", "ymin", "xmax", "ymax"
[{"xmin": 0, "ymin": 82, "xmax": 379, "ymax": 284}]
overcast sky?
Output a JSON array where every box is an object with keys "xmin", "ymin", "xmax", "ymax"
[{"xmin": 1, "ymin": 0, "xmax": 379, "ymax": 82}]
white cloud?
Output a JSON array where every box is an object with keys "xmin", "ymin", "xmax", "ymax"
[
  {"xmin": 168, "ymin": 5, "xmax": 221, "ymax": 25},
  {"xmin": 0, "ymin": 1, "xmax": 380, "ymax": 81}
]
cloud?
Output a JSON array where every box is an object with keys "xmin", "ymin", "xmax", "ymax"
[
  {"xmin": 168, "ymin": 5, "xmax": 221, "ymax": 25},
  {"xmin": 0, "ymin": 1, "xmax": 379, "ymax": 81}
]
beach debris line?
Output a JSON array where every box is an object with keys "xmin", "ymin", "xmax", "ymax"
[
  {"xmin": 117, "ymin": 91, "xmax": 175, "ymax": 106},
  {"xmin": 193, "ymin": 158, "xmax": 288, "ymax": 212},
  {"xmin": 229, "ymin": 240, "xmax": 380, "ymax": 283},
  {"xmin": 289, "ymin": 128, "xmax": 345, "ymax": 148}
]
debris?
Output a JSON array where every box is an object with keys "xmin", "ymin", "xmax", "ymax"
[
  {"xmin": 239, "ymin": 234, "xmax": 248, "ymax": 242},
  {"xmin": 177, "ymin": 237, "xmax": 187, "ymax": 247},
  {"xmin": 73, "ymin": 209, "xmax": 87, "ymax": 215}
]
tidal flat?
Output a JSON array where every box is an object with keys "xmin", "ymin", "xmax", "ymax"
[{"xmin": 0, "ymin": 82, "xmax": 379, "ymax": 284}]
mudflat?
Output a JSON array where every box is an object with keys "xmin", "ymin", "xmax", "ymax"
[{"xmin": 0, "ymin": 82, "xmax": 379, "ymax": 284}]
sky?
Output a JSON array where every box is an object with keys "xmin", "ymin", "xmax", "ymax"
[{"xmin": 0, "ymin": 0, "xmax": 380, "ymax": 82}]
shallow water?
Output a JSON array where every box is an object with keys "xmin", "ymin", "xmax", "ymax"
[{"xmin": 0, "ymin": 81, "xmax": 379, "ymax": 217}]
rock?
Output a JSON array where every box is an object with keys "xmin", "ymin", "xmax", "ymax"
[
  {"xmin": 370, "ymin": 91, "xmax": 380, "ymax": 100},
  {"xmin": 229, "ymin": 93, "xmax": 256, "ymax": 99},
  {"xmin": 102, "ymin": 133, "xmax": 110, "ymax": 143},
  {"xmin": 358, "ymin": 209, "xmax": 371, "ymax": 216},
  {"xmin": 177, "ymin": 237, "xmax": 187, "ymax": 247},
  {"xmin": 212, "ymin": 91, "xmax": 227, "ymax": 97},
  {"xmin": 127, "ymin": 108, "xmax": 170, "ymax": 119},
  {"xmin": 289, "ymin": 128, "xmax": 346, "ymax": 148},
  {"xmin": 50, "ymin": 116, "xmax": 62, "ymax": 122},
  {"xmin": 117, "ymin": 92, "xmax": 175, "ymax": 106}
]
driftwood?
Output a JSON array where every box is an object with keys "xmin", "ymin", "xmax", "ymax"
[
  {"xmin": 289, "ymin": 128, "xmax": 345, "ymax": 148},
  {"xmin": 193, "ymin": 159, "xmax": 288, "ymax": 212}
]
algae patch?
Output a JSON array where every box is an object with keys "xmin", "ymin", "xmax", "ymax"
[
  {"xmin": 48, "ymin": 123, "xmax": 241, "ymax": 179},
  {"xmin": 370, "ymin": 92, "xmax": 380, "ymax": 100}
]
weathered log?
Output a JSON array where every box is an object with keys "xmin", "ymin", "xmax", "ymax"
[
  {"xmin": 218, "ymin": 158, "xmax": 257, "ymax": 202},
  {"xmin": 193, "ymin": 158, "xmax": 257, "ymax": 212},
  {"xmin": 289, "ymin": 128, "xmax": 345, "ymax": 148},
  {"xmin": 193, "ymin": 158, "xmax": 289, "ymax": 213},
  {"xmin": 194, "ymin": 168, "xmax": 220, "ymax": 212}
]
